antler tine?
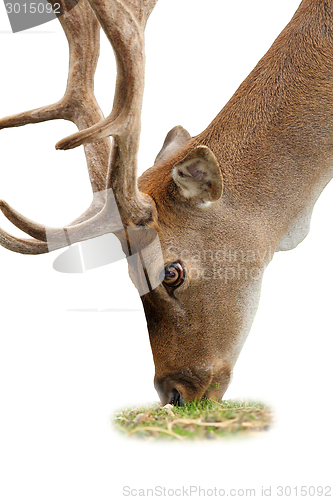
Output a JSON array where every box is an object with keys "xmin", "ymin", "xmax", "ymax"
[
  {"xmin": 0, "ymin": 195, "xmax": 123, "ymax": 254},
  {"xmin": 0, "ymin": 229, "xmax": 49, "ymax": 254}
]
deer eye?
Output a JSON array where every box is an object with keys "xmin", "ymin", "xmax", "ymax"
[{"xmin": 163, "ymin": 262, "xmax": 185, "ymax": 288}]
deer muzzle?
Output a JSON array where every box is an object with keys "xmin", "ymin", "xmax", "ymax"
[{"xmin": 154, "ymin": 365, "xmax": 232, "ymax": 406}]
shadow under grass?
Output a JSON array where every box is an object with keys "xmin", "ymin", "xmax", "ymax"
[{"xmin": 113, "ymin": 399, "xmax": 273, "ymax": 441}]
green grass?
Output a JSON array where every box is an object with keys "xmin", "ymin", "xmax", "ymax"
[{"xmin": 113, "ymin": 399, "xmax": 272, "ymax": 441}]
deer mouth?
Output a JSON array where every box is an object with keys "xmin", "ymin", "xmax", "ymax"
[{"xmin": 169, "ymin": 388, "xmax": 185, "ymax": 406}]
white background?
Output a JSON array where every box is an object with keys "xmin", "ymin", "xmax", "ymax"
[{"xmin": 0, "ymin": 0, "xmax": 332, "ymax": 498}]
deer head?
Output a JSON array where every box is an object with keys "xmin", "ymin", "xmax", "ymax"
[{"xmin": 1, "ymin": 0, "xmax": 332, "ymax": 405}]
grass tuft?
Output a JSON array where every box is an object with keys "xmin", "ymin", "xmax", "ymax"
[{"xmin": 113, "ymin": 399, "xmax": 272, "ymax": 441}]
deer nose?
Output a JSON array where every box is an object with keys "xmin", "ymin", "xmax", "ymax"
[
  {"xmin": 154, "ymin": 369, "xmax": 214, "ymax": 406},
  {"xmin": 168, "ymin": 388, "xmax": 185, "ymax": 406},
  {"xmin": 154, "ymin": 365, "xmax": 232, "ymax": 405},
  {"xmin": 154, "ymin": 379, "xmax": 186, "ymax": 406}
]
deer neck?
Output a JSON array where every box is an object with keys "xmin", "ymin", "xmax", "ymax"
[{"xmin": 194, "ymin": 0, "xmax": 333, "ymax": 252}]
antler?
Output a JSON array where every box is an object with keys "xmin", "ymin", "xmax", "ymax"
[{"xmin": 0, "ymin": 0, "xmax": 158, "ymax": 254}]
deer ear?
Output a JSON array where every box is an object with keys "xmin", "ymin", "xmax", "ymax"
[
  {"xmin": 172, "ymin": 146, "xmax": 223, "ymax": 204},
  {"xmin": 155, "ymin": 125, "xmax": 191, "ymax": 164}
]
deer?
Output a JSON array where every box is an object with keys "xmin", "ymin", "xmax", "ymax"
[{"xmin": 1, "ymin": 0, "xmax": 332, "ymax": 406}]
